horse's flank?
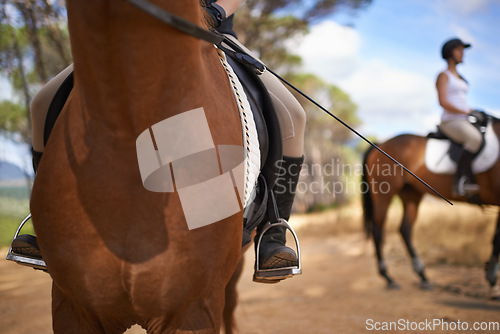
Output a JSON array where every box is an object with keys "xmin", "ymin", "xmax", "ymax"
[{"xmin": 30, "ymin": 1, "xmax": 243, "ymax": 332}]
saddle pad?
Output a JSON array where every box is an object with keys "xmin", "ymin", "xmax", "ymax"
[
  {"xmin": 217, "ymin": 48, "xmax": 261, "ymax": 208},
  {"xmin": 425, "ymin": 122, "xmax": 499, "ymax": 175}
]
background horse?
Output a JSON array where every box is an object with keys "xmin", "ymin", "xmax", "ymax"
[
  {"xmin": 362, "ymin": 119, "xmax": 500, "ymax": 294},
  {"xmin": 30, "ymin": 1, "xmax": 245, "ymax": 332}
]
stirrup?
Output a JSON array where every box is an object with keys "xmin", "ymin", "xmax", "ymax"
[
  {"xmin": 455, "ymin": 176, "xmax": 479, "ymax": 196},
  {"xmin": 253, "ymin": 218, "xmax": 301, "ymax": 283},
  {"xmin": 6, "ymin": 213, "xmax": 47, "ymax": 272}
]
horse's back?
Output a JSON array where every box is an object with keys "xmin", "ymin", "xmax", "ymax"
[{"xmin": 365, "ymin": 134, "xmax": 426, "ymax": 171}]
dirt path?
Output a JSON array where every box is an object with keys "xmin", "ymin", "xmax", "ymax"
[{"xmin": 1, "ymin": 233, "xmax": 499, "ymax": 334}]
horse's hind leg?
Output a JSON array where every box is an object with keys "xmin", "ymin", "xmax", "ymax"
[
  {"xmin": 371, "ymin": 195, "xmax": 400, "ymax": 289},
  {"xmin": 52, "ymin": 284, "xmax": 96, "ymax": 334},
  {"xmin": 486, "ymin": 211, "xmax": 500, "ymax": 299},
  {"xmin": 398, "ymin": 186, "xmax": 432, "ymax": 290},
  {"xmin": 223, "ymin": 256, "xmax": 244, "ymax": 334},
  {"xmin": 52, "ymin": 283, "xmax": 124, "ymax": 334}
]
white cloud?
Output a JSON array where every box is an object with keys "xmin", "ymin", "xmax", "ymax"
[
  {"xmin": 292, "ymin": 20, "xmax": 362, "ymax": 81},
  {"xmin": 449, "ymin": 23, "xmax": 476, "ymax": 44},
  {"xmin": 294, "ymin": 20, "xmax": 440, "ymax": 139},
  {"xmin": 339, "ymin": 60, "xmax": 439, "ymax": 138}
]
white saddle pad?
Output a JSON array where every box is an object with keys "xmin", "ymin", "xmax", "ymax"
[
  {"xmin": 217, "ymin": 49, "xmax": 261, "ymax": 208},
  {"xmin": 425, "ymin": 122, "xmax": 499, "ymax": 175}
]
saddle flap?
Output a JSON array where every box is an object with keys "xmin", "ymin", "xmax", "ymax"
[
  {"xmin": 225, "ymin": 53, "xmax": 283, "ymax": 189},
  {"xmin": 425, "ymin": 121, "xmax": 499, "ymax": 175}
]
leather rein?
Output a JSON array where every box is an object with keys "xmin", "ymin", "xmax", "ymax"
[{"xmin": 125, "ymin": 0, "xmax": 265, "ymax": 73}]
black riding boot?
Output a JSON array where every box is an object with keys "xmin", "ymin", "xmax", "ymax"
[
  {"xmin": 254, "ymin": 155, "xmax": 303, "ymax": 282},
  {"xmin": 10, "ymin": 149, "xmax": 43, "ymax": 259},
  {"xmin": 453, "ymin": 149, "xmax": 479, "ymax": 196}
]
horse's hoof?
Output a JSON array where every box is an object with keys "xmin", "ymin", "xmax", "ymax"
[
  {"xmin": 387, "ymin": 281, "xmax": 401, "ymax": 290},
  {"xmin": 485, "ymin": 258, "xmax": 498, "ymax": 286},
  {"xmin": 420, "ymin": 281, "xmax": 434, "ymax": 291},
  {"xmin": 489, "ymin": 286, "xmax": 500, "ymax": 300}
]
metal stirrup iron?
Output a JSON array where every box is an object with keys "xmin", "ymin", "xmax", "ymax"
[
  {"xmin": 254, "ymin": 191, "xmax": 302, "ymax": 282},
  {"xmin": 254, "ymin": 218, "xmax": 302, "ymax": 282},
  {"xmin": 6, "ymin": 213, "xmax": 47, "ymax": 271}
]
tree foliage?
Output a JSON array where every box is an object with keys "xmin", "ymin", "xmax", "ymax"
[
  {"xmin": 233, "ymin": 1, "xmax": 370, "ymax": 210},
  {"xmin": 287, "ymin": 74, "xmax": 360, "ymax": 210},
  {"xmin": 0, "ymin": 0, "xmax": 70, "ymax": 143}
]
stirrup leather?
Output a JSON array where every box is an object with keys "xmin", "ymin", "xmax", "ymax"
[
  {"xmin": 6, "ymin": 213, "xmax": 47, "ymax": 271},
  {"xmin": 254, "ymin": 218, "xmax": 302, "ymax": 282}
]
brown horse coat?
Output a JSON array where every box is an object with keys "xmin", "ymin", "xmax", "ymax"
[{"xmin": 31, "ymin": 1, "xmax": 244, "ymax": 332}]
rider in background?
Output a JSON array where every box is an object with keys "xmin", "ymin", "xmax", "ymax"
[{"xmin": 436, "ymin": 37, "xmax": 482, "ymax": 196}]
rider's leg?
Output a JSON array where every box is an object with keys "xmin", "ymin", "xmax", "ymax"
[
  {"xmin": 31, "ymin": 64, "xmax": 74, "ymax": 154},
  {"xmin": 256, "ymin": 69, "xmax": 305, "ymax": 272},
  {"xmin": 221, "ymin": 35, "xmax": 306, "ymax": 279},
  {"xmin": 11, "ymin": 64, "xmax": 73, "ymax": 259},
  {"xmin": 440, "ymin": 119, "xmax": 482, "ymax": 195}
]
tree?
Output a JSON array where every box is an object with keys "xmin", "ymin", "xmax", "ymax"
[
  {"xmin": 0, "ymin": 0, "xmax": 70, "ymax": 145},
  {"xmin": 287, "ymin": 74, "xmax": 360, "ymax": 211}
]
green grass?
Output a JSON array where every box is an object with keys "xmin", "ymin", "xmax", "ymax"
[
  {"xmin": 0, "ymin": 213, "xmax": 34, "ymax": 247},
  {"xmin": 0, "ymin": 187, "xmax": 32, "ymax": 248},
  {"xmin": 0, "ymin": 185, "xmax": 31, "ymax": 200}
]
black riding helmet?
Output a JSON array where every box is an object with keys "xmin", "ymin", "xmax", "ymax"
[{"xmin": 441, "ymin": 38, "xmax": 471, "ymax": 59}]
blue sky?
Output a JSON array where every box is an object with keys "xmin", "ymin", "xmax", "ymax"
[{"xmin": 293, "ymin": 0, "xmax": 500, "ymax": 140}]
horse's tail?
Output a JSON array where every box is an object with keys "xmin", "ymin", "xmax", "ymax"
[{"xmin": 362, "ymin": 145, "xmax": 376, "ymax": 239}]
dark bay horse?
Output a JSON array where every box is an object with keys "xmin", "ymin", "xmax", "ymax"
[
  {"xmin": 362, "ymin": 120, "xmax": 500, "ymax": 295},
  {"xmin": 30, "ymin": 1, "xmax": 245, "ymax": 332}
]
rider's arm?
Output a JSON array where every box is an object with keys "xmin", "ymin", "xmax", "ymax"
[
  {"xmin": 216, "ymin": 0, "xmax": 243, "ymax": 17},
  {"xmin": 436, "ymin": 72, "xmax": 472, "ymax": 115},
  {"xmin": 204, "ymin": 0, "xmax": 243, "ymax": 27}
]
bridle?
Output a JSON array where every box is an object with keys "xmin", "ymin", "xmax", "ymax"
[
  {"xmin": 125, "ymin": 0, "xmax": 266, "ymax": 73},
  {"xmin": 125, "ymin": 0, "xmax": 452, "ymax": 205}
]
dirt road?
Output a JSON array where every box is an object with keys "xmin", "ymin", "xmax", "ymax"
[{"xmin": 1, "ymin": 231, "xmax": 499, "ymax": 334}]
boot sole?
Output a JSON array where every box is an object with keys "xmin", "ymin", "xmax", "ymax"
[
  {"xmin": 253, "ymin": 251, "xmax": 298, "ymax": 283},
  {"xmin": 11, "ymin": 235, "xmax": 42, "ymax": 259},
  {"xmin": 261, "ymin": 251, "xmax": 298, "ymax": 269}
]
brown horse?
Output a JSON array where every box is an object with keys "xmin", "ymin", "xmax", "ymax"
[
  {"xmin": 30, "ymin": 1, "xmax": 245, "ymax": 332},
  {"xmin": 362, "ymin": 119, "xmax": 500, "ymax": 293}
]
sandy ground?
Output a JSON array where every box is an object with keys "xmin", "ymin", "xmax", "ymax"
[{"xmin": 1, "ymin": 231, "xmax": 499, "ymax": 334}]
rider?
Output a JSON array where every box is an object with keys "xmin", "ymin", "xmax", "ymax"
[
  {"xmin": 436, "ymin": 37, "xmax": 482, "ymax": 196},
  {"xmin": 12, "ymin": 0, "xmax": 306, "ymax": 283}
]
